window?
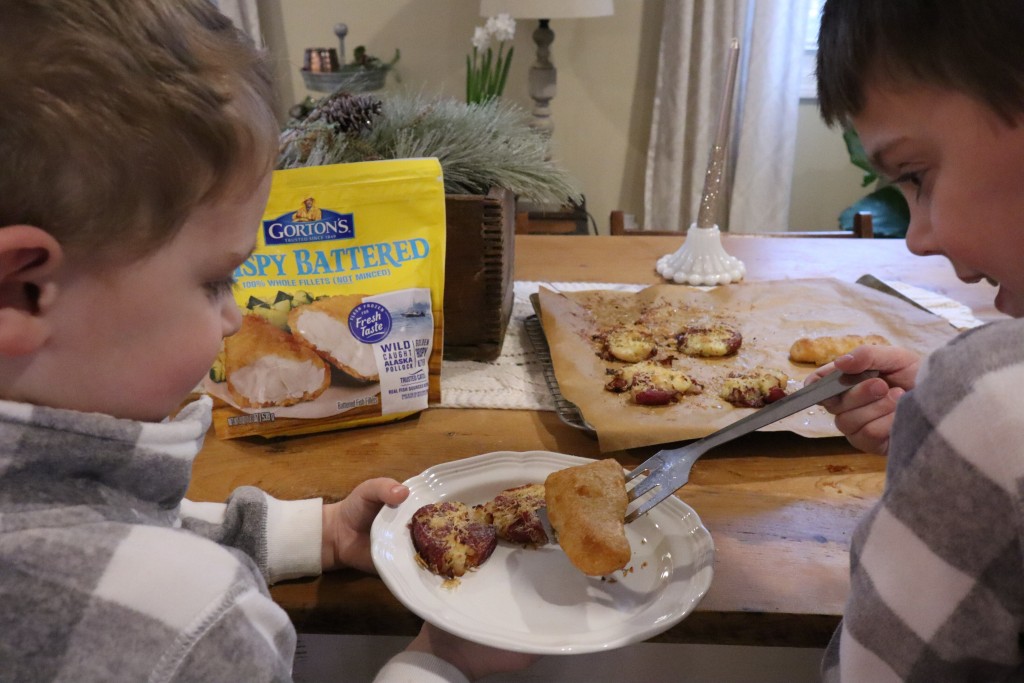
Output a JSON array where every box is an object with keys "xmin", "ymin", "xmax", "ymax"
[{"xmin": 799, "ymin": 0, "xmax": 826, "ymax": 99}]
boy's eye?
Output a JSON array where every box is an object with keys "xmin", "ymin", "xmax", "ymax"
[
  {"xmin": 893, "ymin": 170, "xmax": 926, "ymax": 201},
  {"xmin": 204, "ymin": 277, "xmax": 237, "ymax": 297},
  {"xmin": 893, "ymin": 171, "xmax": 922, "ymax": 187}
]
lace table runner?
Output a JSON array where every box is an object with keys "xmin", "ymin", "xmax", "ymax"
[{"xmin": 436, "ymin": 279, "xmax": 985, "ymax": 412}]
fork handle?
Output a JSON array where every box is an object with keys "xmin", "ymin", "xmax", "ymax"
[{"xmin": 695, "ymin": 369, "xmax": 878, "ymax": 453}]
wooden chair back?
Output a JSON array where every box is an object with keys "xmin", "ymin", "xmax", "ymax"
[{"xmin": 609, "ymin": 210, "xmax": 874, "ymax": 238}]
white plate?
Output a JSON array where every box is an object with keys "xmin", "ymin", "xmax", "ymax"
[{"xmin": 371, "ymin": 450, "xmax": 715, "ymax": 654}]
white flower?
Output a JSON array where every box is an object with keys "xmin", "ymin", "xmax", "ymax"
[
  {"xmin": 471, "ymin": 25, "xmax": 490, "ymax": 50},
  {"xmin": 486, "ymin": 13, "xmax": 516, "ymax": 42}
]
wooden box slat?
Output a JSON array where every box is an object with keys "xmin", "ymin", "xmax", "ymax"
[{"xmin": 442, "ymin": 187, "xmax": 515, "ymax": 361}]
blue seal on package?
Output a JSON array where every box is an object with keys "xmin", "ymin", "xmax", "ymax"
[{"xmin": 349, "ymin": 301, "xmax": 392, "ymax": 343}]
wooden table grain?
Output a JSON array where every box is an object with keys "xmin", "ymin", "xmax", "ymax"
[{"xmin": 186, "ymin": 235, "xmax": 1003, "ymax": 648}]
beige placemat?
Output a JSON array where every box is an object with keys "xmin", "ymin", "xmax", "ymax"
[{"xmin": 437, "ymin": 282, "xmax": 642, "ymax": 410}]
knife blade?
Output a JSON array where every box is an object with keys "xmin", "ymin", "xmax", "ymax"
[{"xmin": 856, "ymin": 274, "xmax": 934, "ymax": 315}]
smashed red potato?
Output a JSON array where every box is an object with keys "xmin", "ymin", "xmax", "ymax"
[
  {"xmin": 410, "ymin": 483, "xmax": 549, "ymax": 579},
  {"xmin": 604, "ymin": 360, "xmax": 702, "ymax": 406},
  {"xmin": 718, "ymin": 369, "xmax": 789, "ymax": 408},
  {"xmin": 409, "ymin": 501, "xmax": 497, "ymax": 578},
  {"xmin": 676, "ymin": 324, "xmax": 743, "ymax": 358}
]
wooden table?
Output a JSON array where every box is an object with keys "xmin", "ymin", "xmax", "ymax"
[{"xmin": 186, "ymin": 235, "xmax": 1003, "ymax": 648}]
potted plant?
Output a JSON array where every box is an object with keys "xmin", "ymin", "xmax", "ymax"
[
  {"xmin": 278, "ymin": 91, "xmax": 581, "ymax": 360},
  {"xmin": 839, "ymin": 127, "xmax": 909, "ymax": 238},
  {"xmin": 466, "ymin": 13, "xmax": 516, "ymax": 104},
  {"xmin": 299, "ymin": 23, "xmax": 400, "ymax": 95}
]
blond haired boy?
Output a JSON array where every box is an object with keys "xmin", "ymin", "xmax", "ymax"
[{"xmin": 0, "ymin": 1, "xmax": 532, "ymax": 681}]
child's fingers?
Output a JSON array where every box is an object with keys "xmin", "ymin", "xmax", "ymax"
[
  {"xmin": 804, "ymin": 361, "xmax": 838, "ymax": 384},
  {"xmin": 805, "ymin": 347, "xmax": 890, "ymax": 383},
  {"xmin": 832, "ymin": 386, "xmax": 904, "ymax": 456},
  {"xmin": 818, "ymin": 376, "xmax": 891, "ymax": 414},
  {"xmin": 323, "ymin": 480, "xmax": 410, "ymax": 573},
  {"xmin": 844, "ymin": 414, "xmax": 894, "ymax": 456},
  {"xmin": 350, "ymin": 477, "xmax": 410, "ymax": 508},
  {"xmin": 832, "ymin": 385, "xmax": 900, "ymax": 430},
  {"xmin": 335, "ymin": 479, "xmax": 410, "ymax": 540},
  {"xmin": 837, "ymin": 345, "xmax": 919, "ymax": 380}
]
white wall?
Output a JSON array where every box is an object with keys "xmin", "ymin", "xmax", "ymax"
[
  {"xmin": 788, "ymin": 101, "xmax": 867, "ymax": 231},
  {"xmin": 257, "ymin": 0, "xmax": 860, "ymax": 234}
]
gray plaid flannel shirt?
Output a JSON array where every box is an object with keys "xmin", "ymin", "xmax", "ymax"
[
  {"xmin": 0, "ymin": 397, "xmax": 305, "ymax": 682},
  {"xmin": 823, "ymin": 318, "xmax": 1024, "ymax": 682},
  {"xmin": 0, "ymin": 397, "xmax": 467, "ymax": 683}
]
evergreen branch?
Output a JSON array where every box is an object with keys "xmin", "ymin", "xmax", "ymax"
[{"xmin": 277, "ymin": 93, "xmax": 581, "ymax": 205}]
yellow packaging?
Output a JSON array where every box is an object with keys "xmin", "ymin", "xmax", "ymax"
[{"xmin": 204, "ymin": 159, "xmax": 446, "ymax": 438}]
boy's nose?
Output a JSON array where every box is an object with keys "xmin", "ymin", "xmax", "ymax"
[
  {"xmin": 222, "ymin": 300, "xmax": 243, "ymax": 337},
  {"xmin": 904, "ymin": 211, "xmax": 938, "ymax": 257}
]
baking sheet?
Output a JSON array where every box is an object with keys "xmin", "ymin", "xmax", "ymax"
[
  {"xmin": 537, "ymin": 278, "xmax": 960, "ymax": 452},
  {"xmin": 523, "ymin": 313, "xmax": 592, "ymax": 431}
]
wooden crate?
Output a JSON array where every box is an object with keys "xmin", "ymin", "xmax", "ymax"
[{"xmin": 443, "ymin": 187, "xmax": 515, "ymax": 361}]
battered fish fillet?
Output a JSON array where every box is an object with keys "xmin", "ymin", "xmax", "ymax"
[
  {"xmin": 545, "ymin": 458, "xmax": 631, "ymax": 576},
  {"xmin": 789, "ymin": 334, "xmax": 890, "ymax": 366},
  {"xmin": 288, "ymin": 294, "xmax": 379, "ymax": 382},
  {"xmin": 224, "ymin": 315, "xmax": 331, "ymax": 408}
]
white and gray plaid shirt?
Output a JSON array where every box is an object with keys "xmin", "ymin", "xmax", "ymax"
[
  {"xmin": 823, "ymin": 318, "xmax": 1024, "ymax": 682},
  {"xmin": 0, "ymin": 397, "xmax": 465, "ymax": 683}
]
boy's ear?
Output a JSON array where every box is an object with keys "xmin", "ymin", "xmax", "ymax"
[{"xmin": 0, "ymin": 225, "xmax": 63, "ymax": 356}]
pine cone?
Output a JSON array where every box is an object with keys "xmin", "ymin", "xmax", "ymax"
[{"xmin": 306, "ymin": 92, "xmax": 383, "ymax": 135}]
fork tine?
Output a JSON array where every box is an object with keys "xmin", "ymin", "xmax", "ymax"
[
  {"xmin": 624, "ymin": 447, "xmax": 700, "ymax": 520},
  {"xmin": 624, "ymin": 487, "xmax": 673, "ymax": 523},
  {"xmin": 624, "ymin": 452, "xmax": 668, "ymax": 483},
  {"xmin": 625, "ymin": 474, "xmax": 662, "ymax": 502}
]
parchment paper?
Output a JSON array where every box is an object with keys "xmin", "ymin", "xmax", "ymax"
[{"xmin": 538, "ymin": 278, "xmax": 960, "ymax": 452}]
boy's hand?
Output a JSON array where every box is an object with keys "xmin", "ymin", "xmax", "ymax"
[
  {"xmin": 406, "ymin": 622, "xmax": 540, "ymax": 681},
  {"xmin": 805, "ymin": 345, "xmax": 921, "ymax": 456},
  {"xmin": 321, "ymin": 478, "xmax": 409, "ymax": 573}
]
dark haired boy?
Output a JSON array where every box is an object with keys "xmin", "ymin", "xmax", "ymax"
[{"xmin": 811, "ymin": 0, "xmax": 1024, "ymax": 680}]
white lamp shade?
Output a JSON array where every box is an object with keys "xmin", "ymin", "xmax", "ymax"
[{"xmin": 480, "ymin": 0, "xmax": 613, "ymax": 19}]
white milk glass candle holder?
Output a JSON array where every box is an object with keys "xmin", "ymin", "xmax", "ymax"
[{"xmin": 657, "ymin": 38, "xmax": 745, "ymax": 286}]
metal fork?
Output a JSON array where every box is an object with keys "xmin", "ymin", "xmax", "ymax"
[{"xmin": 624, "ymin": 369, "xmax": 878, "ymax": 522}]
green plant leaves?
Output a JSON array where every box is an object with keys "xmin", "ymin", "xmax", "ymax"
[
  {"xmin": 839, "ymin": 185, "xmax": 909, "ymax": 238},
  {"xmin": 467, "ymin": 44, "xmax": 514, "ymax": 104},
  {"xmin": 842, "ymin": 126, "xmax": 877, "ymax": 187}
]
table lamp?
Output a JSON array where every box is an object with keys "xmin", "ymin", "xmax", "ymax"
[{"xmin": 479, "ymin": 0, "xmax": 613, "ymax": 133}]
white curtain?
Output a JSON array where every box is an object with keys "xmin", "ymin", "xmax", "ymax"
[
  {"xmin": 214, "ymin": 0, "xmax": 263, "ymax": 47},
  {"xmin": 643, "ymin": 0, "xmax": 809, "ymax": 233}
]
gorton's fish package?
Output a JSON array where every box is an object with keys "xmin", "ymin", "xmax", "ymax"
[{"xmin": 205, "ymin": 159, "xmax": 445, "ymax": 438}]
